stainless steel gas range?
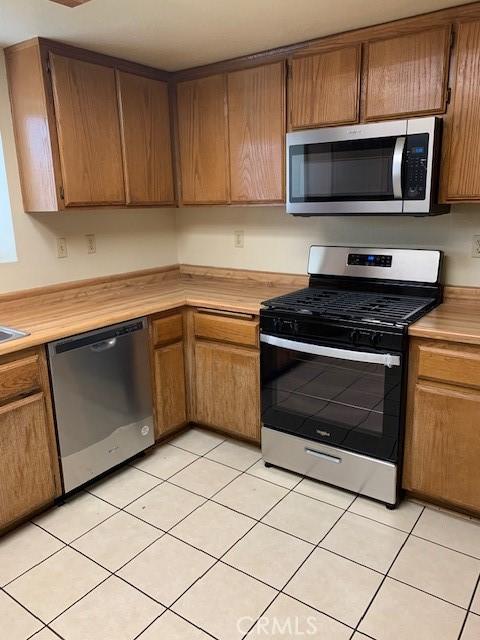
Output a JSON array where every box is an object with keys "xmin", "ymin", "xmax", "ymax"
[{"xmin": 260, "ymin": 246, "xmax": 443, "ymax": 508}]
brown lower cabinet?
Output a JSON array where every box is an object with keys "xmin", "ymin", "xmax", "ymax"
[
  {"xmin": 150, "ymin": 312, "xmax": 188, "ymax": 440},
  {"xmin": 152, "ymin": 342, "xmax": 187, "ymax": 439},
  {"xmin": 403, "ymin": 338, "xmax": 480, "ymax": 514},
  {"xmin": 191, "ymin": 309, "xmax": 261, "ymax": 441},
  {"xmin": 0, "ymin": 348, "xmax": 61, "ymax": 531},
  {"xmin": 194, "ymin": 340, "xmax": 260, "ymax": 441}
]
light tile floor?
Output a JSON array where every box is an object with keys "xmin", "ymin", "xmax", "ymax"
[{"xmin": 2, "ymin": 426, "xmax": 480, "ymax": 640}]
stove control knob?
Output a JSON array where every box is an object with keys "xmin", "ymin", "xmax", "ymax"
[
  {"xmin": 370, "ymin": 332, "xmax": 382, "ymax": 347},
  {"xmin": 350, "ymin": 330, "xmax": 360, "ymax": 345},
  {"xmin": 281, "ymin": 319, "xmax": 294, "ymax": 334}
]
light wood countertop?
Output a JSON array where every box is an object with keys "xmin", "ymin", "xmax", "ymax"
[
  {"xmin": 0, "ymin": 265, "xmax": 304, "ymax": 357},
  {"xmin": 1, "ymin": 266, "xmax": 479, "ymax": 355},
  {"xmin": 409, "ymin": 301, "xmax": 480, "ymax": 345}
]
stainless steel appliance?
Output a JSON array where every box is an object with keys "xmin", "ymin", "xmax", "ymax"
[
  {"xmin": 286, "ymin": 117, "xmax": 449, "ymax": 216},
  {"xmin": 48, "ymin": 318, "xmax": 154, "ymax": 493},
  {"xmin": 0, "ymin": 325, "xmax": 29, "ymax": 344},
  {"xmin": 260, "ymin": 246, "xmax": 443, "ymax": 507}
]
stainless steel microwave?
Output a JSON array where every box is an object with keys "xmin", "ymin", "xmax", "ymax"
[{"xmin": 286, "ymin": 117, "xmax": 449, "ymax": 216}]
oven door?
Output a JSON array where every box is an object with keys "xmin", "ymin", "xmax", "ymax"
[
  {"xmin": 286, "ymin": 119, "xmax": 408, "ymax": 215},
  {"xmin": 260, "ymin": 334, "xmax": 403, "ymax": 463}
]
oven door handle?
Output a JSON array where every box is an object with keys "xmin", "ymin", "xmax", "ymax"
[
  {"xmin": 260, "ymin": 334, "xmax": 401, "ymax": 368},
  {"xmin": 392, "ymin": 136, "xmax": 406, "ymax": 200}
]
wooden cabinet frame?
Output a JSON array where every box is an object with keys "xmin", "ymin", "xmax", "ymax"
[
  {"xmin": 149, "ymin": 309, "xmax": 188, "ymax": 440},
  {"xmin": 5, "ymin": 38, "xmax": 175, "ymax": 212},
  {"xmin": 403, "ymin": 337, "xmax": 480, "ymax": 515},
  {"xmin": 0, "ymin": 347, "xmax": 61, "ymax": 532},
  {"xmin": 287, "ymin": 45, "xmax": 361, "ymax": 130},
  {"xmin": 362, "ymin": 26, "xmax": 452, "ymax": 122}
]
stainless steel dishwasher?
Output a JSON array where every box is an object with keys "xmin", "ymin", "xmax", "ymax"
[{"xmin": 48, "ymin": 317, "xmax": 154, "ymax": 493}]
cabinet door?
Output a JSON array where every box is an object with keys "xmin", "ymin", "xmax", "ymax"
[
  {"xmin": 50, "ymin": 53, "xmax": 125, "ymax": 206},
  {"xmin": 0, "ymin": 394, "xmax": 57, "ymax": 529},
  {"xmin": 444, "ymin": 21, "xmax": 480, "ymax": 200},
  {"xmin": 404, "ymin": 382, "xmax": 480, "ymax": 512},
  {"xmin": 365, "ymin": 27, "xmax": 451, "ymax": 121},
  {"xmin": 195, "ymin": 341, "xmax": 260, "ymax": 441},
  {"xmin": 117, "ymin": 72, "xmax": 175, "ymax": 205},
  {"xmin": 228, "ymin": 63, "xmax": 285, "ymax": 202},
  {"xmin": 289, "ymin": 46, "xmax": 360, "ymax": 129},
  {"xmin": 153, "ymin": 342, "xmax": 187, "ymax": 439},
  {"xmin": 177, "ymin": 74, "xmax": 229, "ymax": 204}
]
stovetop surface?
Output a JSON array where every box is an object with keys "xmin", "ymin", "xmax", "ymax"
[{"xmin": 262, "ymin": 286, "xmax": 436, "ymax": 326}]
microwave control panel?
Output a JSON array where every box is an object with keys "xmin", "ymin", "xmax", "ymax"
[{"xmin": 404, "ymin": 133, "xmax": 429, "ymax": 200}]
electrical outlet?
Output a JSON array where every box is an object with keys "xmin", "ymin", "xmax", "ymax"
[
  {"xmin": 472, "ymin": 235, "xmax": 480, "ymax": 258},
  {"xmin": 56, "ymin": 237, "xmax": 68, "ymax": 258},
  {"xmin": 86, "ymin": 234, "xmax": 96, "ymax": 254},
  {"xmin": 234, "ymin": 230, "xmax": 244, "ymax": 248}
]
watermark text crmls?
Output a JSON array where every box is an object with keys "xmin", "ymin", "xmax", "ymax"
[{"xmin": 237, "ymin": 615, "xmax": 320, "ymax": 636}]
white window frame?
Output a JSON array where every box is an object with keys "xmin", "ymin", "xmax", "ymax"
[{"xmin": 0, "ymin": 131, "xmax": 17, "ymax": 263}]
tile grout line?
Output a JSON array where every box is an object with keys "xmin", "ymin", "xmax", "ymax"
[
  {"xmin": 16, "ymin": 438, "xmax": 261, "ymax": 640},
  {"xmin": 127, "ymin": 450, "xmax": 280, "ymax": 639},
  {"xmin": 6, "ymin": 432, "xmax": 480, "ymax": 639},
  {"xmin": 0, "ymin": 587, "xmax": 48, "ymax": 636},
  {"xmin": 139, "ymin": 454, "xmax": 310, "ymax": 640},
  {"xmin": 22, "ymin": 487, "xmax": 476, "ymax": 640},
  {"xmin": 10, "ymin": 438, "xmax": 235, "ymax": 634},
  {"xmin": 240, "ymin": 496, "xmax": 352, "ymax": 639},
  {"xmin": 351, "ymin": 505, "xmax": 426, "ymax": 636},
  {"xmin": 456, "ymin": 572, "xmax": 480, "ymax": 640}
]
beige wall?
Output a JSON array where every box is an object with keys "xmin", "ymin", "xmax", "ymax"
[
  {"xmin": 176, "ymin": 205, "xmax": 480, "ymax": 286},
  {"xmin": 0, "ymin": 51, "xmax": 177, "ymax": 294}
]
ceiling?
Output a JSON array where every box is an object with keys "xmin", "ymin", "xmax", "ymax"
[{"xmin": 0, "ymin": 0, "xmax": 473, "ymax": 71}]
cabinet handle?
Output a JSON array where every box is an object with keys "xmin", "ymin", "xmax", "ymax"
[
  {"xmin": 196, "ymin": 308, "xmax": 255, "ymax": 320},
  {"xmin": 305, "ymin": 448, "xmax": 342, "ymax": 464},
  {"xmin": 0, "ymin": 392, "xmax": 44, "ymax": 415}
]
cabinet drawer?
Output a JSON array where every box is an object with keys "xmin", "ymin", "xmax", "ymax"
[
  {"xmin": 152, "ymin": 313, "xmax": 183, "ymax": 346},
  {"xmin": 194, "ymin": 312, "xmax": 259, "ymax": 347},
  {"xmin": 418, "ymin": 344, "xmax": 480, "ymax": 389},
  {"xmin": 0, "ymin": 353, "xmax": 41, "ymax": 403}
]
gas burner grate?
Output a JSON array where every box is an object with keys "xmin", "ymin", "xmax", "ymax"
[{"xmin": 263, "ymin": 287, "xmax": 435, "ymax": 324}]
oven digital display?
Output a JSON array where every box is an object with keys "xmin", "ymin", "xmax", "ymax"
[{"xmin": 348, "ymin": 253, "xmax": 393, "ymax": 267}]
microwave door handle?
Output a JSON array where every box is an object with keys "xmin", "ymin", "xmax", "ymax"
[{"xmin": 392, "ymin": 136, "xmax": 406, "ymax": 199}]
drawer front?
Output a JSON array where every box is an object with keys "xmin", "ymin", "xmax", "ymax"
[
  {"xmin": 194, "ymin": 312, "xmax": 259, "ymax": 347},
  {"xmin": 262, "ymin": 426, "xmax": 396, "ymax": 505},
  {"xmin": 0, "ymin": 354, "xmax": 41, "ymax": 403},
  {"xmin": 152, "ymin": 313, "xmax": 183, "ymax": 346},
  {"xmin": 418, "ymin": 344, "xmax": 480, "ymax": 389}
]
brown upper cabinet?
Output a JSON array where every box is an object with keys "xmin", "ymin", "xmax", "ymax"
[
  {"xmin": 50, "ymin": 54, "xmax": 125, "ymax": 206},
  {"xmin": 176, "ymin": 74, "xmax": 229, "ymax": 204},
  {"xmin": 5, "ymin": 38, "xmax": 175, "ymax": 212},
  {"xmin": 117, "ymin": 72, "xmax": 175, "ymax": 205},
  {"xmin": 289, "ymin": 46, "xmax": 361, "ymax": 129},
  {"xmin": 176, "ymin": 63, "xmax": 285, "ymax": 205},
  {"xmin": 227, "ymin": 62, "xmax": 285, "ymax": 203},
  {"xmin": 443, "ymin": 20, "xmax": 480, "ymax": 201},
  {"xmin": 364, "ymin": 27, "xmax": 451, "ymax": 121}
]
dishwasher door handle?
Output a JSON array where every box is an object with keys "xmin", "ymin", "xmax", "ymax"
[{"xmin": 90, "ymin": 338, "xmax": 117, "ymax": 352}]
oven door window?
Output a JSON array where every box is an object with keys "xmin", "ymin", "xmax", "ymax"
[
  {"xmin": 289, "ymin": 137, "xmax": 397, "ymax": 202},
  {"xmin": 261, "ymin": 342, "xmax": 402, "ymax": 462}
]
